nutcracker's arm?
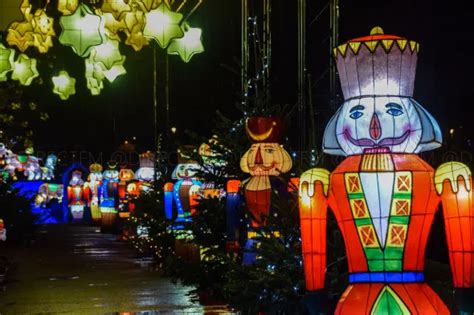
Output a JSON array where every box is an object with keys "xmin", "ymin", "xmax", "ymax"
[
  {"xmin": 83, "ymin": 183, "xmax": 91, "ymax": 204},
  {"xmin": 435, "ymin": 162, "xmax": 474, "ymax": 312},
  {"xmin": 299, "ymin": 168, "xmax": 330, "ymax": 291},
  {"xmin": 164, "ymin": 182, "xmax": 174, "ymax": 220},
  {"xmin": 225, "ymin": 179, "xmax": 242, "ymax": 250}
]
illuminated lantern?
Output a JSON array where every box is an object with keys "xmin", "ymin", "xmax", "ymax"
[
  {"xmin": 298, "ymin": 27, "xmax": 474, "ymax": 314},
  {"xmin": 123, "ymin": 8, "xmax": 150, "ymax": 51},
  {"xmin": 228, "ymin": 117, "xmax": 293, "ymax": 264},
  {"xmin": 89, "ymin": 36, "xmax": 124, "ymax": 70},
  {"xmin": 31, "ymin": 9, "xmax": 55, "ymax": 53},
  {"xmin": 143, "ymin": 2, "xmax": 184, "ymax": 49},
  {"xmin": 225, "ymin": 179, "xmax": 242, "ymax": 252},
  {"xmin": 4, "ymin": 150, "xmax": 41, "ymax": 180},
  {"xmin": 135, "ymin": 151, "xmax": 155, "ymax": 184},
  {"xmin": 167, "ymin": 24, "xmax": 204, "ymax": 63},
  {"xmin": 6, "ymin": 0, "xmax": 34, "ymax": 52},
  {"xmin": 85, "ymin": 59, "xmax": 105, "ymax": 95},
  {"xmin": 86, "ymin": 163, "xmax": 103, "ymax": 223},
  {"xmin": 99, "ymin": 162, "xmax": 119, "ymax": 226},
  {"xmin": 135, "ymin": 0, "xmax": 161, "ymax": 12},
  {"xmin": 41, "ymin": 154, "xmax": 58, "ymax": 180},
  {"xmin": 0, "ymin": 219, "xmax": 6, "ymax": 241},
  {"xmin": 11, "ymin": 53, "xmax": 38, "ymax": 86},
  {"xmin": 57, "ymin": 0, "xmax": 79, "ymax": 16},
  {"xmin": 35, "ymin": 183, "xmax": 63, "ymax": 208},
  {"xmin": 67, "ymin": 170, "xmax": 89, "ymax": 220},
  {"xmin": 101, "ymin": 0, "xmax": 131, "ymax": 20},
  {"xmin": 52, "ymin": 70, "xmax": 76, "ymax": 100},
  {"xmin": 59, "ymin": 3, "xmax": 104, "ymax": 57},
  {"xmin": 118, "ymin": 167, "xmax": 135, "ymax": 218},
  {"xmin": 98, "ymin": 11, "xmax": 127, "ymax": 41},
  {"xmin": 198, "ymin": 137, "xmax": 226, "ymax": 199},
  {"xmin": 164, "ymin": 146, "xmax": 202, "ymax": 221},
  {"xmin": 0, "ymin": 42, "xmax": 15, "ymax": 82}
]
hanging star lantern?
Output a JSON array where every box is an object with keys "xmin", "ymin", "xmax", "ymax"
[
  {"xmin": 6, "ymin": 0, "xmax": 35, "ymax": 52},
  {"xmin": 90, "ymin": 36, "xmax": 124, "ymax": 69},
  {"xmin": 168, "ymin": 25, "xmax": 204, "ymax": 63},
  {"xmin": 99, "ymin": 11, "xmax": 127, "ymax": 40},
  {"xmin": 57, "ymin": 0, "xmax": 79, "ymax": 16},
  {"xmin": 59, "ymin": 3, "xmax": 104, "ymax": 57},
  {"xmin": 52, "ymin": 70, "xmax": 76, "ymax": 100},
  {"xmin": 135, "ymin": 0, "xmax": 161, "ymax": 12},
  {"xmin": 143, "ymin": 2, "xmax": 184, "ymax": 48},
  {"xmin": 30, "ymin": 9, "xmax": 56, "ymax": 53},
  {"xmin": 11, "ymin": 53, "xmax": 39, "ymax": 86},
  {"xmin": 123, "ymin": 9, "xmax": 150, "ymax": 51},
  {"xmin": 85, "ymin": 59, "xmax": 105, "ymax": 95},
  {"xmin": 101, "ymin": 0, "xmax": 131, "ymax": 20},
  {"xmin": 0, "ymin": 42, "xmax": 15, "ymax": 81}
]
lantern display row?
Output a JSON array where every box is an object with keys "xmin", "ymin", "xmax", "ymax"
[
  {"xmin": 298, "ymin": 27, "xmax": 473, "ymax": 314},
  {"xmin": 1, "ymin": 0, "xmax": 205, "ymax": 97}
]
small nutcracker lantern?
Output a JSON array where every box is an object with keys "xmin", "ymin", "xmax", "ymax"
[
  {"xmin": 99, "ymin": 162, "xmax": 119, "ymax": 226},
  {"xmin": 164, "ymin": 146, "xmax": 202, "ymax": 222},
  {"xmin": 67, "ymin": 170, "xmax": 89, "ymax": 220},
  {"xmin": 86, "ymin": 163, "xmax": 103, "ymax": 223},
  {"xmin": 299, "ymin": 27, "xmax": 473, "ymax": 314},
  {"xmin": 227, "ymin": 117, "xmax": 293, "ymax": 264},
  {"xmin": 118, "ymin": 166, "xmax": 135, "ymax": 218}
]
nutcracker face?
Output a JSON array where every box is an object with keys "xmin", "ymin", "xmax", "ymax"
[
  {"xmin": 119, "ymin": 169, "xmax": 134, "ymax": 182},
  {"xmin": 89, "ymin": 172, "xmax": 103, "ymax": 182},
  {"xmin": 103, "ymin": 170, "xmax": 119, "ymax": 181},
  {"xmin": 240, "ymin": 143, "xmax": 292, "ymax": 176},
  {"xmin": 172, "ymin": 163, "xmax": 198, "ymax": 180},
  {"xmin": 70, "ymin": 171, "xmax": 84, "ymax": 185},
  {"xmin": 324, "ymin": 97, "xmax": 442, "ymax": 156},
  {"xmin": 136, "ymin": 167, "xmax": 154, "ymax": 181},
  {"xmin": 45, "ymin": 154, "xmax": 57, "ymax": 168}
]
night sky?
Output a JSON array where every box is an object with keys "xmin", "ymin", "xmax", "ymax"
[{"xmin": 5, "ymin": 0, "xmax": 474, "ymax": 160}]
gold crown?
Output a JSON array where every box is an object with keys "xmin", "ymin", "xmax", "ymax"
[{"xmin": 89, "ymin": 163, "xmax": 103, "ymax": 173}]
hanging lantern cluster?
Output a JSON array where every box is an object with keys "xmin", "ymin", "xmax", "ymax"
[
  {"xmin": 1, "ymin": 0, "xmax": 205, "ymax": 98},
  {"xmin": 7, "ymin": 0, "xmax": 55, "ymax": 53}
]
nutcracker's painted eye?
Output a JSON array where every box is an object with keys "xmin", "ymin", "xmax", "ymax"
[
  {"xmin": 386, "ymin": 103, "xmax": 403, "ymax": 116},
  {"xmin": 349, "ymin": 105, "xmax": 365, "ymax": 119}
]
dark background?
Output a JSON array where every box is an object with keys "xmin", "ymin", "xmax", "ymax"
[{"xmin": 2, "ymin": 0, "xmax": 473, "ymax": 161}]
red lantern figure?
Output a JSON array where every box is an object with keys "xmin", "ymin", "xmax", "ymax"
[
  {"xmin": 118, "ymin": 167, "xmax": 135, "ymax": 218},
  {"xmin": 86, "ymin": 163, "xmax": 103, "ymax": 223},
  {"xmin": 299, "ymin": 27, "xmax": 473, "ymax": 314},
  {"xmin": 0, "ymin": 219, "xmax": 6, "ymax": 241},
  {"xmin": 67, "ymin": 170, "xmax": 90, "ymax": 220}
]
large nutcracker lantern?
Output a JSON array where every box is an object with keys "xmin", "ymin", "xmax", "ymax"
[
  {"xmin": 87, "ymin": 163, "xmax": 103, "ymax": 223},
  {"xmin": 230, "ymin": 117, "xmax": 292, "ymax": 264},
  {"xmin": 67, "ymin": 170, "xmax": 89, "ymax": 220},
  {"xmin": 299, "ymin": 27, "xmax": 473, "ymax": 314}
]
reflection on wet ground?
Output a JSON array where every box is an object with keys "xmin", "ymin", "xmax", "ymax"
[{"xmin": 0, "ymin": 225, "xmax": 233, "ymax": 314}]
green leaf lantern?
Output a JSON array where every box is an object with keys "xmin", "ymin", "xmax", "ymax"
[
  {"xmin": 167, "ymin": 24, "xmax": 204, "ymax": 63},
  {"xmin": 0, "ymin": 42, "xmax": 15, "ymax": 81},
  {"xmin": 11, "ymin": 53, "xmax": 39, "ymax": 86},
  {"xmin": 52, "ymin": 70, "xmax": 76, "ymax": 100},
  {"xmin": 143, "ymin": 2, "xmax": 184, "ymax": 48},
  {"xmin": 59, "ymin": 3, "xmax": 104, "ymax": 57}
]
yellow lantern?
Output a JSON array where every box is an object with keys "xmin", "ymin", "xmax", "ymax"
[
  {"xmin": 143, "ymin": 2, "xmax": 184, "ymax": 48},
  {"xmin": 57, "ymin": 0, "xmax": 79, "ymax": 16},
  {"xmin": 52, "ymin": 70, "xmax": 76, "ymax": 100},
  {"xmin": 123, "ymin": 8, "xmax": 150, "ymax": 51},
  {"xmin": 11, "ymin": 53, "xmax": 39, "ymax": 86},
  {"xmin": 101, "ymin": 0, "xmax": 131, "ymax": 20}
]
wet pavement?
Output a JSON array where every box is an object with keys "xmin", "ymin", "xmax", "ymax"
[{"xmin": 0, "ymin": 225, "xmax": 231, "ymax": 314}]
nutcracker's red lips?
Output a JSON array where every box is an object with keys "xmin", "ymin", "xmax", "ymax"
[{"xmin": 344, "ymin": 129, "xmax": 411, "ymax": 147}]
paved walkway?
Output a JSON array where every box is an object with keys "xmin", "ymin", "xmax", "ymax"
[{"xmin": 0, "ymin": 225, "xmax": 230, "ymax": 314}]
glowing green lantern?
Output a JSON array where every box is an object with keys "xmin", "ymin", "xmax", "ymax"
[
  {"xmin": 90, "ymin": 36, "xmax": 123, "ymax": 70},
  {"xmin": 0, "ymin": 42, "xmax": 15, "ymax": 81},
  {"xmin": 59, "ymin": 3, "xmax": 104, "ymax": 57},
  {"xmin": 143, "ymin": 2, "xmax": 184, "ymax": 48},
  {"xmin": 167, "ymin": 25, "xmax": 204, "ymax": 63},
  {"xmin": 52, "ymin": 70, "xmax": 76, "ymax": 100},
  {"xmin": 11, "ymin": 53, "xmax": 39, "ymax": 86}
]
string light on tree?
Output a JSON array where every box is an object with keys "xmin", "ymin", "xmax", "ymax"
[{"xmin": 52, "ymin": 70, "xmax": 76, "ymax": 100}]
